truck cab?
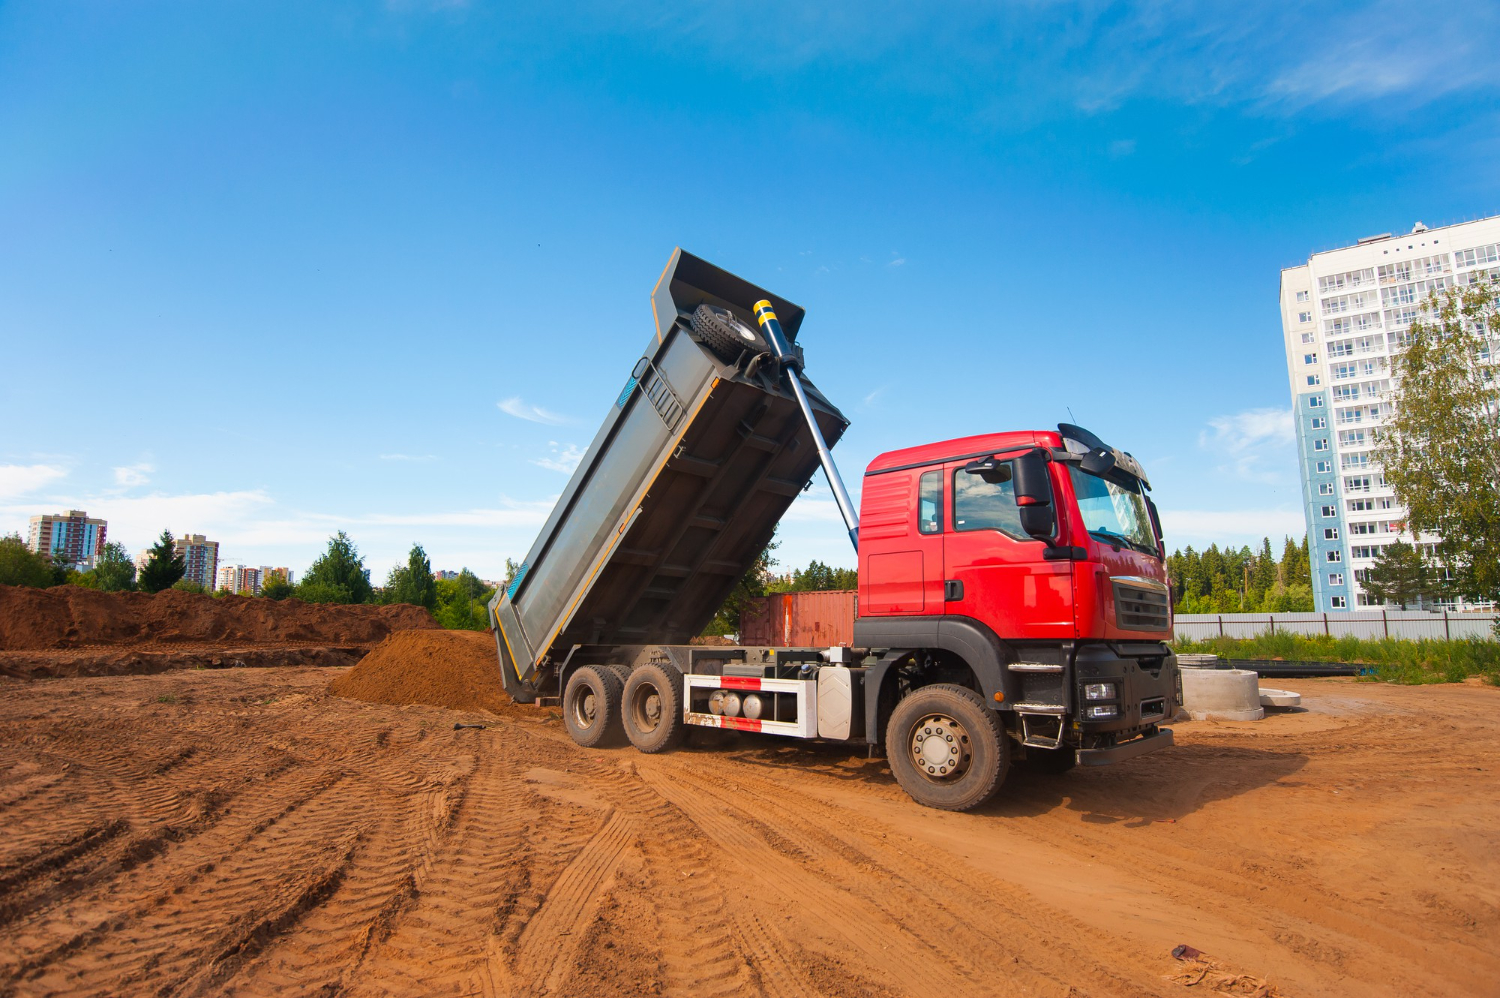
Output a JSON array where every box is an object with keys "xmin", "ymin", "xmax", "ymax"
[{"xmin": 853, "ymin": 423, "xmax": 1178, "ymax": 804}]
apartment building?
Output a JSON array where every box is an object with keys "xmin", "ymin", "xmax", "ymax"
[
  {"xmin": 26, "ymin": 510, "xmax": 107, "ymax": 569},
  {"xmin": 1280, "ymin": 214, "xmax": 1500, "ymax": 610},
  {"xmin": 174, "ymin": 534, "xmax": 220, "ymax": 591},
  {"xmin": 217, "ymin": 564, "xmax": 262, "ymax": 595}
]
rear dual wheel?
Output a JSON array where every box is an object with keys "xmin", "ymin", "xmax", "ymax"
[
  {"xmin": 621, "ymin": 662, "xmax": 687, "ymax": 754},
  {"xmin": 886, "ymin": 684, "xmax": 1008, "ymax": 811},
  {"xmin": 562, "ymin": 666, "xmax": 624, "ymax": 748}
]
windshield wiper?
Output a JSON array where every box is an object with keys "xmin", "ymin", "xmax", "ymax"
[{"xmin": 1089, "ymin": 528, "xmax": 1156, "ymax": 557}]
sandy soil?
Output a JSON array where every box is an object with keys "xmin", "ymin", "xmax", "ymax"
[{"xmin": 0, "ymin": 669, "xmax": 1495, "ymax": 998}]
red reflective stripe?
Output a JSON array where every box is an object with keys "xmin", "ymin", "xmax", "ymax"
[
  {"xmin": 1016, "ymin": 495, "xmax": 1041, "ymax": 506},
  {"xmin": 720, "ymin": 716, "xmax": 763, "ymax": 732},
  {"xmin": 719, "ymin": 676, "xmax": 762, "ymax": 690}
]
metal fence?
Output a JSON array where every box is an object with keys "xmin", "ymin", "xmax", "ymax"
[{"xmin": 1174, "ymin": 611, "xmax": 1498, "ymax": 642}]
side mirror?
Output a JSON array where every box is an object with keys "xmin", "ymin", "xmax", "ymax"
[{"xmin": 1013, "ymin": 451, "xmax": 1056, "ymax": 542}]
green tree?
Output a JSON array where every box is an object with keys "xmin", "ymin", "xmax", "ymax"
[
  {"xmin": 302, "ymin": 531, "xmax": 373, "ymax": 604},
  {"xmin": 769, "ymin": 559, "xmax": 859, "ymax": 593},
  {"xmin": 500, "ymin": 558, "xmax": 521, "ymax": 595},
  {"xmin": 433, "ymin": 570, "xmax": 495, "ymax": 630},
  {"xmin": 1376, "ymin": 283, "xmax": 1500, "ymax": 607},
  {"xmin": 172, "ymin": 579, "xmax": 208, "ymax": 594},
  {"xmin": 294, "ymin": 580, "xmax": 354, "ymax": 604},
  {"xmin": 92, "ymin": 541, "xmax": 137, "ymax": 592},
  {"xmin": 1361, "ymin": 540, "xmax": 1438, "ymax": 610},
  {"xmin": 138, "ymin": 530, "xmax": 186, "ymax": 593},
  {"xmin": 0, "ymin": 533, "xmax": 54, "ymax": 587},
  {"xmin": 261, "ymin": 569, "xmax": 293, "ymax": 600},
  {"xmin": 383, "ymin": 543, "xmax": 438, "ymax": 609}
]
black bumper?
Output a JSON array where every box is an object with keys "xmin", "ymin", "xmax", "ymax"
[{"xmin": 1076, "ymin": 727, "xmax": 1173, "ymax": 767}]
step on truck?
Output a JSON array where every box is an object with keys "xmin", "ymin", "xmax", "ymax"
[{"xmin": 489, "ymin": 249, "xmax": 1179, "ymax": 811}]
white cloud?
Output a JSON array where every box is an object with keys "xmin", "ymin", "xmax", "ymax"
[
  {"xmin": 0, "ymin": 463, "xmax": 67, "ymax": 499},
  {"xmin": 113, "ymin": 462, "xmax": 154, "ymax": 487},
  {"xmin": 498, "ymin": 397, "xmax": 572, "ymax": 425},
  {"xmin": 532, "ymin": 442, "xmax": 584, "ymax": 474},
  {"xmin": 862, "ymin": 385, "xmax": 888, "ymax": 407},
  {"xmin": 1198, "ymin": 407, "xmax": 1295, "ymax": 484}
]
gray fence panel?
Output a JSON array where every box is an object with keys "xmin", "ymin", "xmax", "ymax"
[{"xmin": 1173, "ymin": 612, "xmax": 1497, "ymax": 642}]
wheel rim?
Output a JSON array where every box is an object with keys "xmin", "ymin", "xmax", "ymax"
[
  {"xmin": 571, "ymin": 687, "xmax": 598, "ymax": 731},
  {"xmin": 907, "ymin": 712, "xmax": 972, "ymax": 783},
  {"xmin": 631, "ymin": 682, "xmax": 663, "ymax": 733}
]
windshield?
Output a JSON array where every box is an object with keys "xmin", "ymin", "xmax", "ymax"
[{"xmin": 1068, "ymin": 466, "xmax": 1158, "ymax": 557}]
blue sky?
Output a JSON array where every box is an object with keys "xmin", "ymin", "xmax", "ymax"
[{"xmin": 3, "ymin": 0, "xmax": 1498, "ymax": 583}]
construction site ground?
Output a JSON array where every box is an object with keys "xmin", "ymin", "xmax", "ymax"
[{"xmin": 1, "ymin": 664, "xmax": 1495, "ymax": 998}]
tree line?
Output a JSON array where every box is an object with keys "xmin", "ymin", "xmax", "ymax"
[
  {"xmin": 0, "ymin": 529, "xmax": 507, "ymax": 631},
  {"xmin": 1166, "ymin": 537, "xmax": 1313, "ymax": 614}
]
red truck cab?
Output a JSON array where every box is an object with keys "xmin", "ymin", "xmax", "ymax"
[{"xmin": 853, "ymin": 423, "xmax": 1178, "ymax": 795}]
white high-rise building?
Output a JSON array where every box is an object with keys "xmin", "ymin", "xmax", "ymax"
[{"xmin": 1280, "ymin": 214, "xmax": 1500, "ymax": 611}]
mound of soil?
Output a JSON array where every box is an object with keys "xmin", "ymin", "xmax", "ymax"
[
  {"xmin": 0, "ymin": 585, "xmax": 438, "ymax": 651},
  {"xmin": 328, "ymin": 629, "xmax": 527, "ymax": 717}
]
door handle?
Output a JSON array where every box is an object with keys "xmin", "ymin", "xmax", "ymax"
[{"xmin": 944, "ymin": 580, "xmax": 963, "ymax": 601}]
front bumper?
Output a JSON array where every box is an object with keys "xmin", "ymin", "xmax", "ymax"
[
  {"xmin": 1073, "ymin": 642, "xmax": 1180, "ymax": 737},
  {"xmin": 1076, "ymin": 726, "xmax": 1173, "ymax": 767}
]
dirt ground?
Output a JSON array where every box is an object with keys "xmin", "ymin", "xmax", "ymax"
[{"xmin": 0, "ymin": 668, "xmax": 1495, "ymax": 998}]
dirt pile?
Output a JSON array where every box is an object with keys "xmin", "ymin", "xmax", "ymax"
[
  {"xmin": 328, "ymin": 629, "xmax": 526, "ymax": 716},
  {"xmin": 0, "ymin": 585, "xmax": 438, "ymax": 650}
]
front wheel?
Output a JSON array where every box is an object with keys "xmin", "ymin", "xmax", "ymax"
[{"xmin": 886, "ymin": 684, "xmax": 1008, "ymax": 811}]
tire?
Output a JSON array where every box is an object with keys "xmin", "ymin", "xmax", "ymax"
[
  {"xmin": 562, "ymin": 666, "xmax": 624, "ymax": 749},
  {"xmin": 886, "ymin": 684, "xmax": 1008, "ymax": 812},
  {"xmin": 621, "ymin": 661, "xmax": 687, "ymax": 754},
  {"xmin": 1023, "ymin": 746, "xmax": 1077, "ymax": 775},
  {"xmin": 689, "ymin": 304, "xmax": 768, "ymax": 361}
]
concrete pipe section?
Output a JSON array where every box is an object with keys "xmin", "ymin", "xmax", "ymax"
[
  {"xmin": 1258, "ymin": 688, "xmax": 1302, "ymax": 709},
  {"xmin": 1181, "ymin": 667, "xmax": 1265, "ymax": 721}
]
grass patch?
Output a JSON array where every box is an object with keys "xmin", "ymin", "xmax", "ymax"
[
  {"xmin": 156, "ymin": 693, "xmax": 178, "ymax": 704},
  {"xmin": 1171, "ymin": 633, "xmax": 1500, "ymax": 686}
]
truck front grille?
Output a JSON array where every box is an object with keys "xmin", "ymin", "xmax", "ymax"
[
  {"xmin": 1140, "ymin": 697, "xmax": 1166, "ymax": 720},
  {"xmin": 1112, "ymin": 580, "xmax": 1169, "ymax": 632}
]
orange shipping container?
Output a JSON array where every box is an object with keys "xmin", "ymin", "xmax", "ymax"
[{"xmin": 740, "ymin": 590, "xmax": 856, "ymax": 647}]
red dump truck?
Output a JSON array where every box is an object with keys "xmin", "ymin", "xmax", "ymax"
[{"xmin": 490, "ymin": 250, "xmax": 1178, "ymax": 810}]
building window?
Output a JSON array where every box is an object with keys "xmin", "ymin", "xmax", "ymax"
[
  {"xmin": 1324, "ymin": 527, "xmax": 1339, "ymax": 540},
  {"xmin": 918, "ymin": 470, "xmax": 943, "ymax": 534},
  {"xmin": 1329, "ymin": 573, "xmax": 1344, "ymax": 586},
  {"xmin": 1313, "ymin": 438, "xmax": 1329, "ymax": 451},
  {"xmin": 1301, "ymin": 332, "xmax": 1316, "ymax": 343},
  {"xmin": 1321, "ymin": 505, "xmax": 1337, "ymax": 517},
  {"xmin": 1319, "ymin": 483, "xmax": 1335, "ymax": 495},
  {"xmin": 1304, "ymin": 353, "xmax": 1318, "ymax": 365},
  {"xmin": 1311, "ymin": 416, "xmax": 1326, "ymax": 429},
  {"xmin": 1297, "ymin": 290, "xmax": 1310, "ymax": 302},
  {"xmin": 1309, "ymin": 395, "xmax": 1324, "ymax": 407},
  {"xmin": 1307, "ymin": 375, "xmax": 1321, "ymax": 386},
  {"xmin": 1299, "ymin": 311, "xmax": 1313, "ymax": 323},
  {"xmin": 1317, "ymin": 461, "xmax": 1332, "ymax": 473},
  {"xmin": 1330, "ymin": 595, "xmax": 1347, "ymax": 609},
  {"xmin": 1327, "ymin": 550, "xmax": 1342, "ymax": 562}
]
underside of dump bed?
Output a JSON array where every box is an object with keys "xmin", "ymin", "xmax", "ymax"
[{"xmin": 490, "ymin": 249, "xmax": 847, "ymax": 693}]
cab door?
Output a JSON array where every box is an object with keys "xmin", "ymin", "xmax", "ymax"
[{"xmin": 942, "ymin": 457, "xmax": 1074, "ymax": 638}]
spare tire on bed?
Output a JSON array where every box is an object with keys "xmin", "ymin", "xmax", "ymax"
[{"xmin": 689, "ymin": 304, "xmax": 769, "ymax": 361}]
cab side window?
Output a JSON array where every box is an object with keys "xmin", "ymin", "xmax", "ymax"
[
  {"xmin": 954, "ymin": 463, "xmax": 1024, "ymax": 538},
  {"xmin": 918, "ymin": 470, "xmax": 943, "ymax": 534}
]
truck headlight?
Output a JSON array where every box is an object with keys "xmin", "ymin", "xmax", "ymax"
[
  {"xmin": 1084, "ymin": 682, "xmax": 1117, "ymax": 701},
  {"xmin": 1085, "ymin": 704, "xmax": 1118, "ymax": 720}
]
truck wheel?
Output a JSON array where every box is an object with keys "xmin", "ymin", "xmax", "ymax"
[
  {"xmin": 886, "ymin": 684, "xmax": 1008, "ymax": 811},
  {"xmin": 621, "ymin": 662, "xmax": 686, "ymax": 754},
  {"xmin": 1023, "ymin": 747, "xmax": 1077, "ymax": 775},
  {"xmin": 562, "ymin": 666, "xmax": 624, "ymax": 748},
  {"xmin": 690, "ymin": 304, "xmax": 768, "ymax": 361}
]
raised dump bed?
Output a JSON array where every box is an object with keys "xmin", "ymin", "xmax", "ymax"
[{"xmin": 489, "ymin": 250, "xmax": 848, "ymax": 701}]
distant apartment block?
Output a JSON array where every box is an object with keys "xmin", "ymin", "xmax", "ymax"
[
  {"xmin": 174, "ymin": 534, "xmax": 220, "ymax": 591},
  {"xmin": 218, "ymin": 565, "xmax": 262, "ymax": 595},
  {"xmin": 218, "ymin": 565, "xmax": 293, "ymax": 595},
  {"xmin": 434, "ymin": 569, "xmax": 459, "ymax": 581},
  {"xmin": 27, "ymin": 510, "xmax": 107, "ymax": 570},
  {"xmin": 1280, "ymin": 214, "xmax": 1500, "ymax": 611}
]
